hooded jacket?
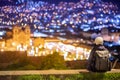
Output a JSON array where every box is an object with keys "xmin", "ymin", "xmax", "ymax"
[{"xmin": 87, "ymin": 37, "xmax": 109, "ymax": 72}]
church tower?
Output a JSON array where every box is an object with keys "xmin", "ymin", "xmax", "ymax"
[
  {"xmin": 24, "ymin": 25, "xmax": 31, "ymax": 46},
  {"xmin": 13, "ymin": 25, "xmax": 20, "ymax": 41}
]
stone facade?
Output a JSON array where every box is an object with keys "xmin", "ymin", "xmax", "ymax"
[{"xmin": 5, "ymin": 25, "xmax": 31, "ymax": 51}]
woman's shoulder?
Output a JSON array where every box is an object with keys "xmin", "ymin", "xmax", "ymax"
[{"xmin": 96, "ymin": 45, "xmax": 108, "ymax": 51}]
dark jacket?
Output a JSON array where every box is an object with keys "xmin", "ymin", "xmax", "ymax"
[{"xmin": 87, "ymin": 44, "xmax": 109, "ymax": 72}]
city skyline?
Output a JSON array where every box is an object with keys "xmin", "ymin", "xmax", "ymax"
[{"xmin": 0, "ymin": 0, "xmax": 119, "ymax": 53}]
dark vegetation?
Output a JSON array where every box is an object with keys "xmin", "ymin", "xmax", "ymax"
[
  {"xmin": 0, "ymin": 51, "xmax": 120, "ymax": 70},
  {"xmin": 1, "ymin": 51, "xmax": 120, "ymax": 80},
  {"xmin": 1, "ymin": 73, "xmax": 120, "ymax": 80}
]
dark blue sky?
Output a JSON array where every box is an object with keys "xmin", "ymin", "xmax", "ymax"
[
  {"xmin": 34, "ymin": 0, "xmax": 120, "ymax": 6},
  {"xmin": 102, "ymin": 0, "xmax": 120, "ymax": 8},
  {"xmin": 0, "ymin": 0, "xmax": 120, "ymax": 8}
]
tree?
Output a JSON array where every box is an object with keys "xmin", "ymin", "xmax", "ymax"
[{"xmin": 40, "ymin": 51, "xmax": 67, "ymax": 70}]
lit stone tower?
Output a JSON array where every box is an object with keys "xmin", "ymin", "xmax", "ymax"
[
  {"xmin": 13, "ymin": 25, "xmax": 20, "ymax": 42},
  {"xmin": 25, "ymin": 25, "xmax": 31, "ymax": 46}
]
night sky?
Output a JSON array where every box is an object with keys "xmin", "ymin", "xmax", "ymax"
[
  {"xmin": 39, "ymin": 0, "xmax": 120, "ymax": 8},
  {"xmin": 0, "ymin": 0, "xmax": 120, "ymax": 7},
  {"xmin": 102, "ymin": 0, "xmax": 120, "ymax": 8}
]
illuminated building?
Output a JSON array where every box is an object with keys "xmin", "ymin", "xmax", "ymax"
[{"xmin": 5, "ymin": 25, "xmax": 31, "ymax": 51}]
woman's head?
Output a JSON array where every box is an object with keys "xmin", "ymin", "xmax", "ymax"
[{"xmin": 94, "ymin": 37, "xmax": 103, "ymax": 45}]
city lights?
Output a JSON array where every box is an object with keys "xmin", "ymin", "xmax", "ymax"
[{"xmin": 0, "ymin": 0, "xmax": 119, "ymax": 61}]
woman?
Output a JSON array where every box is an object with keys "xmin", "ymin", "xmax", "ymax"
[{"xmin": 87, "ymin": 37, "xmax": 111, "ymax": 72}]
